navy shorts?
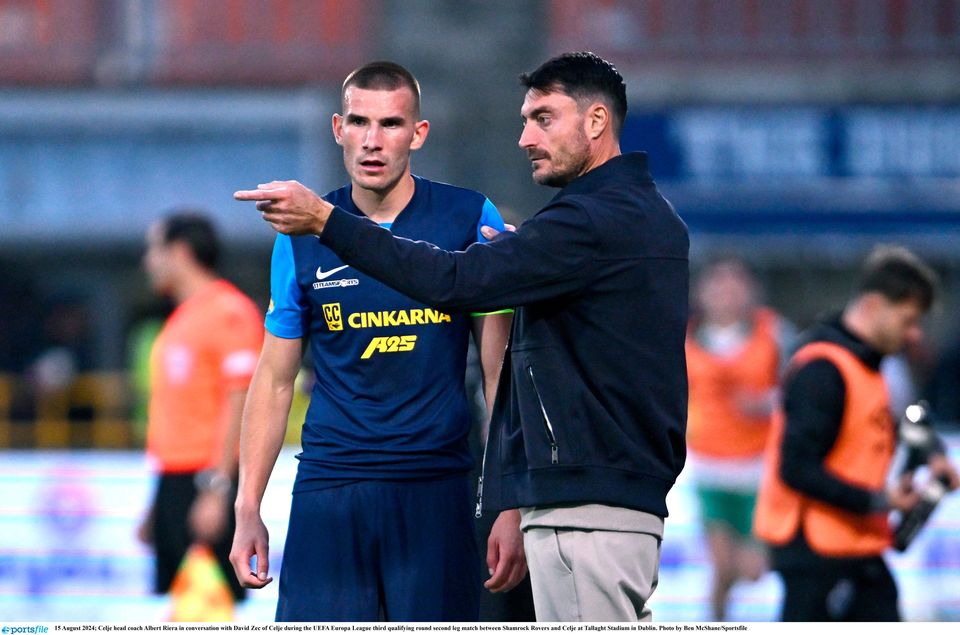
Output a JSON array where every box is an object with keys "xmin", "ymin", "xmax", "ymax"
[{"xmin": 276, "ymin": 475, "xmax": 482, "ymax": 621}]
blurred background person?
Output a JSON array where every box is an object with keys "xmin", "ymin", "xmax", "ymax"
[
  {"xmin": 138, "ymin": 211, "xmax": 264, "ymax": 609},
  {"xmin": 754, "ymin": 245, "xmax": 959, "ymax": 621},
  {"xmin": 685, "ymin": 256, "xmax": 794, "ymax": 620}
]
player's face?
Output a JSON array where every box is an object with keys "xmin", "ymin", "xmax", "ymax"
[
  {"xmin": 332, "ymin": 86, "xmax": 428, "ymax": 195},
  {"xmin": 143, "ymin": 222, "xmax": 175, "ymax": 296},
  {"xmin": 872, "ymin": 297, "xmax": 925, "ymax": 354},
  {"xmin": 697, "ymin": 263, "xmax": 756, "ymax": 326},
  {"xmin": 518, "ymin": 89, "xmax": 591, "ymax": 188}
]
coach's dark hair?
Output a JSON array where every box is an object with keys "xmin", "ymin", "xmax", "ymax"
[
  {"xmin": 160, "ymin": 210, "xmax": 220, "ymax": 272},
  {"xmin": 857, "ymin": 245, "xmax": 938, "ymax": 311},
  {"xmin": 342, "ymin": 61, "xmax": 421, "ymax": 117},
  {"xmin": 520, "ymin": 51, "xmax": 628, "ymax": 135}
]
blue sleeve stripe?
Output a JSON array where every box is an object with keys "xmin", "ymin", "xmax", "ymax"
[
  {"xmin": 264, "ymin": 234, "xmax": 307, "ymax": 338},
  {"xmin": 476, "ymin": 198, "xmax": 506, "ymax": 244}
]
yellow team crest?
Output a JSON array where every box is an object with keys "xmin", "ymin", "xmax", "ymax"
[{"xmin": 323, "ymin": 303, "xmax": 343, "ymax": 331}]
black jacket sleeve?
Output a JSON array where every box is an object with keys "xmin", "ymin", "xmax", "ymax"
[
  {"xmin": 319, "ymin": 201, "xmax": 598, "ymax": 313},
  {"xmin": 779, "ymin": 359, "xmax": 883, "ymax": 514}
]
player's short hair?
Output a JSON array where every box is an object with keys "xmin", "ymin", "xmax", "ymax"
[
  {"xmin": 698, "ymin": 254, "xmax": 755, "ymax": 280},
  {"xmin": 159, "ymin": 210, "xmax": 220, "ymax": 272},
  {"xmin": 342, "ymin": 61, "xmax": 421, "ymax": 117},
  {"xmin": 857, "ymin": 245, "xmax": 938, "ymax": 311},
  {"xmin": 520, "ymin": 51, "xmax": 628, "ymax": 135}
]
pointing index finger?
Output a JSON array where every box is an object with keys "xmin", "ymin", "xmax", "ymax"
[{"xmin": 234, "ymin": 188, "xmax": 282, "ymax": 201}]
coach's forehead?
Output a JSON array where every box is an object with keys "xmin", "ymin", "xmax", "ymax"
[{"xmin": 521, "ymin": 88, "xmax": 578, "ymax": 116}]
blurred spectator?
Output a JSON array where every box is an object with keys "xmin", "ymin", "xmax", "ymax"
[
  {"xmin": 137, "ymin": 211, "xmax": 263, "ymax": 609},
  {"xmin": 27, "ymin": 296, "xmax": 95, "ymax": 393},
  {"xmin": 685, "ymin": 256, "xmax": 795, "ymax": 620},
  {"xmin": 11, "ymin": 295, "xmax": 96, "ymax": 435}
]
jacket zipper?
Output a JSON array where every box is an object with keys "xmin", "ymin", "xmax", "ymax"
[
  {"xmin": 475, "ymin": 440, "xmax": 487, "ymax": 518},
  {"xmin": 527, "ymin": 366, "xmax": 559, "ymax": 464}
]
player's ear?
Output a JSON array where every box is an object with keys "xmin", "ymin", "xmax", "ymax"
[
  {"xmin": 410, "ymin": 119, "xmax": 430, "ymax": 151},
  {"xmin": 332, "ymin": 113, "xmax": 345, "ymax": 146}
]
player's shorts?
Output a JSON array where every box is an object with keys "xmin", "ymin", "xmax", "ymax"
[
  {"xmin": 696, "ymin": 486, "xmax": 758, "ymax": 538},
  {"xmin": 276, "ymin": 475, "xmax": 482, "ymax": 621}
]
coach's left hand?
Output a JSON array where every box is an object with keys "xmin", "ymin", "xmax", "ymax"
[
  {"xmin": 485, "ymin": 509, "xmax": 527, "ymax": 593},
  {"xmin": 235, "ymin": 180, "xmax": 333, "ymax": 235}
]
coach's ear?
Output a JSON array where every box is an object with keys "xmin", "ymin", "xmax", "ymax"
[
  {"xmin": 585, "ymin": 102, "xmax": 611, "ymax": 140},
  {"xmin": 410, "ymin": 119, "xmax": 430, "ymax": 151}
]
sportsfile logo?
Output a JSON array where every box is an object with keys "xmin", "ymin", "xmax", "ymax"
[
  {"xmin": 2, "ymin": 627, "xmax": 49, "ymax": 634},
  {"xmin": 361, "ymin": 335, "xmax": 417, "ymax": 359},
  {"xmin": 322, "ymin": 303, "xmax": 343, "ymax": 331}
]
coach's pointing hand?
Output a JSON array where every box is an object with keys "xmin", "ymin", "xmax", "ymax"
[{"xmin": 235, "ymin": 180, "xmax": 333, "ymax": 235}]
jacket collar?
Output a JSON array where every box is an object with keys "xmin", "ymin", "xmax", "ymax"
[{"xmin": 548, "ymin": 152, "xmax": 652, "ymax": 203}]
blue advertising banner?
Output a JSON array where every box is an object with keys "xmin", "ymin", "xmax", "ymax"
[{"xmin": 623, "ymin": 107, "xmax": 960, "ymax": 181}]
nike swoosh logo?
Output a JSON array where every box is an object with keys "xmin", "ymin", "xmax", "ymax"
[{"xmin": 316, "ymin": 264, "xmax": 350, "ymax": 280}]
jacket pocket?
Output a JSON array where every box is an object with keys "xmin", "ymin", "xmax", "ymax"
[{"xmin": 526, "ymin": 364, "xmax": 559, "ymax": 464}]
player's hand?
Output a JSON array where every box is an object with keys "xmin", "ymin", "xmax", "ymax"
[
  {"xmin": 189, "ymin": 489, "xmax": 229, "ymax": 544},
  {"xmin": 734, "ymin": 389, "xmax": 777, "ymax": 419},
  {"xmin": 887, "ymin": 473, "xmax": 921, "ymax": 514},
  {"xmin": 929, "ymin": 453, "xmax": 960, "ymax": 491},
  {"xmin": 484, "ymin": 509, "xmax": 527, "ymax": 593},
  {"xmin": 480, "ymin": 223, "xmax": 516, "ymax": 241},
  {"xmin": 234, "ymin": 180, "xmax": 333, "ymax": 235},
  {"xmin": 136, "ymin": 505, "xmax": 155, "ymax": 546},
  {"xmin": 229, "ymin": 508, "xmax": 274, "ymax": 588}
]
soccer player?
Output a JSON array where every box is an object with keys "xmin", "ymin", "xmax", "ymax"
[
  {"xmin": 229, "ymin": 61, "xmax": 524, "ymax": 621},
  {"xmin": 236, "ymin": 52, "xmax": 688, "ymax": 622},
  {"xmin": 139, "ymin": 211, "xmax": 264, "ymax": 605}
]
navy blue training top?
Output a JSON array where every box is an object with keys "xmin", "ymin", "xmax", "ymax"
[{"xmin": 266, "ymin": 176, "xmax": 505, "ymax": 491}]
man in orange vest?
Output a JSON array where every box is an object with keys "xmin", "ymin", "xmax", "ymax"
[
  {"xmin": 754, "ymin": 245, "xmax": 958, "ymax": 621},
  {"xmin": 686, "ymin": 257, "xmax": 793, "ymax": 620},
  {"xmin": 138, "ymin": 211, "xmax": 264, "ymax": 606}
]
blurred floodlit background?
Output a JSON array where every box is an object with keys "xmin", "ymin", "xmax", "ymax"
[{"xmin": 2, "ymin": 0, "xmax": 960, "ymax": 622}]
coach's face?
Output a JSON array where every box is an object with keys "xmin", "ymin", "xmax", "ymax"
[
  {"xmin": 333, "ymin": 86, "xmax": 429, "ymax": 195},
  {"xmin": 518, "ymin": 88, "xmax": 591, "ymax": 188}
]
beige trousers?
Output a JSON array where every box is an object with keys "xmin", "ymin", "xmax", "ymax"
[{"xmin": 523, "ymin": 526, "xmax": 662, "ymax": 622}]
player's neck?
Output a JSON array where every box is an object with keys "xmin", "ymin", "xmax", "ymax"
[
  {"xmin": 351, "ymin": 173, "xmax": 415, "ymax": 225},
  {"xmin": 841, "ymin": 302, "xmax": 882, "ymax": 352},
  {"xmin": 173, "ymin": 269, "xmax": 218, "ymax": 305}
]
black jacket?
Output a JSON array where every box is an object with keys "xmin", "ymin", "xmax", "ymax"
[{"xmin": 319, "ymin": 152, "xmax": 689, "ymax": 517}]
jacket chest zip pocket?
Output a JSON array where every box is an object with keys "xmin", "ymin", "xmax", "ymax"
[{"xmin": 526, "ymin": 366, "xmax": 559, "ymax": 464}]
